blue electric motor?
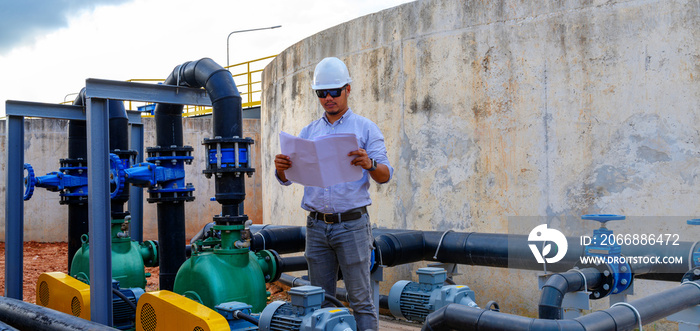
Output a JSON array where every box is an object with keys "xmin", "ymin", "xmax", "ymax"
[
  {"xmin": 111, "ymin": 280, "xmax": 145, "ymax": 330},
  {"xmin": 388, "ymin": 267, "xmax": 478, "ymax": 322},
  {"xmin": 258, "ymin": 286, "xmax": 356, "ymax": 331}
]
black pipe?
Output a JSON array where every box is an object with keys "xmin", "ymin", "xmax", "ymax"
[
  {"xmin": 377, "ymin": 230, "xmax": 693, "ymax": 281},
  {"xmin": 156, "ymin": 203, "xmax": 186, "ymax": 291},
  {"xmin": 538, "ymin": 268, "xmax": 602, "ymax": 319},
  {"xmin": 248, "ymin": 225, "xmax": 693, "ymax": 282},
  {"xmin": 422, "ymin": 280, "xmax": 700, "ymax": 331},
  {"xmin": 153, "ymin": 58, "xmax": 242, "ymax": 288},
  {"xmin": 67, "ymin": 91, "xmax": 89, "ymax": 270},
  {"xmin": 277, "ymin": 256, "xmax": 308, "ymax": 273},
  {"xmin": 0, "ymin": 296, "xmax": 117, "ymax": 330},
  {"xmin": 108, "ymin": 99, "xmax": 129, "ymax": 216},
  {"xmin": 250, "ymin": 226, "xmax": 306, "ymax": 254}
]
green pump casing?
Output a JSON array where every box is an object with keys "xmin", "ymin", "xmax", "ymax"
[
  {"xmin": 173, "ymin": 224, "xmax": 277, "ymax": 313},
  {"xmin": 70, "ymin": 219, "xmax": 158, "ymax": 289}
]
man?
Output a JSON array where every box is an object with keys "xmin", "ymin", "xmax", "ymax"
[{"xmin": 274, "ymin": 57, "xmax": 393, "ymax": 331}]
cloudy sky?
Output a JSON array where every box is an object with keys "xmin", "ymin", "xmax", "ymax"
[{"xmin": 0, "ymin": 0, "xmax": 413, "ymax": 115}]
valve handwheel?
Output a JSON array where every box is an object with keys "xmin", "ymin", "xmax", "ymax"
[
  {"xmin": 109, "ymin": 153, "xmax": 126, "ymax": 199},
  {"xmin": 582, "ymin": 214, "xmax": 626, "ymax": 225},
  {"xmin": 23, "ymin": 163, "xmax": 36, "ymax": 201}
]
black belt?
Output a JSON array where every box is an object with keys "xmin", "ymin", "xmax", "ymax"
[{"xmin": 309, "ymin": 206, "xmax": 367, "ymax": 224}]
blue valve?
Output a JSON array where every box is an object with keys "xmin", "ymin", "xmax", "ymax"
[
  {"xmin": 24, "ymin": 154, "xmax": 125, "ymax": 201},
  {"xmin": 688, "ymin": 219, "xmax": 700, "ymax": 268},
  {"xmin": 109, "ymin": 153, "xmax": 126, "ymax": 199},
  {"xmin": 23, "ymin": 163, "xmax": 36, "ymax": 201},
  {"xmin": 582, "ymin": 214, "xmax": 626, "ymax": 224},
  {"xmin": 582, "ymin": 214, "xmax": 632, "ymax": 297}
]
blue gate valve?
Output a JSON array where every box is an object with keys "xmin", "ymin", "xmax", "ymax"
[
  {"xmin": 23, "ymin": 153, "xmax": 126, "ymax": 201},
  {"xmin": 582, "ymin": 214, "xmax": 632, "ymax": 297}
]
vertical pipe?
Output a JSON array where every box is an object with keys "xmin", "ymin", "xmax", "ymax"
[
  {"xmin": 129, "ymin": 123, "xmax": 144, "ymax": 242},
  {"xmin": 156, "ymin": 203, "xmax": 186, "ymax": 291},
  {"xmin": 86, "ymin": 98, "xmax": 113, "ymax": 326},
  {"xmin": 4, "ymin": 115, "xmax": 24, "ymax": 300},
  {"xmin": 153, "ymin": 101, "xmax": 186, "ymax": 290},
  {"xmin": 67, "ymin": 120, "xmax": 88, "ymax": 269}
]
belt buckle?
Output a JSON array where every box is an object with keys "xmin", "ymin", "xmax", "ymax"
[{"xmin": 323, "ymin": 213, "xmax": 333, "ymax": 224}]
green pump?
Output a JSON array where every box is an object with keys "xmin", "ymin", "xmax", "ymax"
[
  {"xmin": 70, "ymin": 216, "xmax": 158, "ymax": 289},
  {"xmin": 173, "ymin": 222, "xmax": 279, "ymax": 313}
]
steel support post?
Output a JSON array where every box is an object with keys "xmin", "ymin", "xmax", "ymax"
[
  {"xmin": 4, "ymin": 115, "xmax": 24, "ymax": 299},
  {"xmin": 86, "ymin": 98, "xmax": 113, "ymax": 326},
  {"xmin": 128, "ymin": 121, "xmax": 144, "ymax": 242}
]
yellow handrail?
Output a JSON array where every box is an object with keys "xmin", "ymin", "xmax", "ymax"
[{"xmin": 123, "ymin": 55, "xmax": 276, "ymax": 117}]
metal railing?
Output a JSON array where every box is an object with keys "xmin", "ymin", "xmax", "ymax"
[{"xmin": 59, "ymin": 55, "xmax": 275, "ymax": 117}]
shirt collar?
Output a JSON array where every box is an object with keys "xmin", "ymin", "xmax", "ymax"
[{"xmin": 322, "ymin": 108, "xmax": 354, "ymax": 125}]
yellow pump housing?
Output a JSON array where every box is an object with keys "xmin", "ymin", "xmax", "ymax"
[
  {"xmin": 36, "ymin": 272, "xmax": 91, "ymax": 320},
  {"xmin": 136, "ymin": 290, "xmax": 229, "ymax": 331}
]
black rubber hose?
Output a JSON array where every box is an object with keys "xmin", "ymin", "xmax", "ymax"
[
  {"xmin": 538, "ymin": 268, "xmax": 602, "ymax": 319},
  {"xmin": 325, "ymin": 294, "xmax": 344, "ymax": 308},
  {"xmin": 111, "ymin": 288, "xmax": 136, "ymax": 312},
  {"xmin": 234, "ymin": 310, "xmax": 259, "ymax": 326},
  {"xmin": 0, "ymin": 296, "xmax": 117, "ymax": 330},
  {"xmin": 422, "ymin": 281, "xmax": 700, "ymax": 331},
  {"xmin": 277, "ymin": 274, "xmax": 390, "ymax": 310}
]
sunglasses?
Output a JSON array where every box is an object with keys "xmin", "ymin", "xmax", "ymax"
[{"xmin": 315, "ymin": 85, "xmax": 347, "ymax": 98}]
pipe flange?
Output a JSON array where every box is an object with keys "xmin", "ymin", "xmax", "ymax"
[
  {"xmin": 257, "ymin": 249, "xmax": 281, "ymax": 283},
  {"xmin": 146, "ymin": 189, "xmax": 196, "ymax": 203},
  {"xmin": 59, "ymin": 158, "xmax": 88, "ymax": 174},
  {"xmin": 214, "ymin": 215, "xmax": 249, "ymax": 225},
  {"xmin": 146, "ymin": 146, "xmax": 194, "ymax": 165},
  {"xmin": 203, "ymin": 137, "xmax": 255, "ymax": 145},
  {"xmin": 576, "ymin": 262, "xmax": 615, "ymax": 299},
  {"xmin": 202, "ymin": 167, "xmax": 256, "ymax": 175}
]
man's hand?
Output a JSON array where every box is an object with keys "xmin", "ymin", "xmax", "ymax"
[
  {"xmin": 275, "ymin": 154, "xmax": 292, "ymax": 182},
  {"xmin": 349, "ymin": 149, "xmax": 391, "ymax": 183},
  {"xmin": 348, "ymin": 149, "xmax": 372, "ymax": 169}
]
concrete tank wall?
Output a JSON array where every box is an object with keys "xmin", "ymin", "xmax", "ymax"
[
  {"xmin": 261, "ymin": 0, "xmax": 700, "ymax": 318},
  {"xmin": 0, "ymin": 116, "xmax": 263, "ymax": 242}
]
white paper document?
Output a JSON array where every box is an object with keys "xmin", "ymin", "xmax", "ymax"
[{"xmin": 279, "ymin": 131, "xmax": 363, "ymax": 187}]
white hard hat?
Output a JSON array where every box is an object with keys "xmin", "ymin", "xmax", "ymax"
[{"xmin": 311, "ymin": 57, "xmax": 352, "ymax": 90}]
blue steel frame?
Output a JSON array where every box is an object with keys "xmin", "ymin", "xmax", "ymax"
[{"xmin": 4, "ymin": 78, "xmax": 211, "ymax": 326}]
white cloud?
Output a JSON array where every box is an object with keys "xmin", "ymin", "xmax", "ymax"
[{"xmin": 0, "ymin": 0, "xmax": 414, "ymax": 115}]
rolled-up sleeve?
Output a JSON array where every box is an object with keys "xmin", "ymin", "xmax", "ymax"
[{"xmin": 364, "ymin": 124, "xmax": 393, "ymax": 182}]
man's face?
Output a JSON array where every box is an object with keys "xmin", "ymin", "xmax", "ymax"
[{"xmin": 317, "ymin": 84, "xmax": 351, "ymax": 116}]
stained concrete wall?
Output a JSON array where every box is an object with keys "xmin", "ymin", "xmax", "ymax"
[
  {"xmin": 0, "ymin": 116, "xmax": 263, "ymax": 242},
  {"xmin": 262, "ymin": 0, "xmax": 700, "ymax": 319}
]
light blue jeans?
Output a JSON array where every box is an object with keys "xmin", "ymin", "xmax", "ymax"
[{"xmin": 305, "ymin": 213, "xmax": 377, "ymax": 331}]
